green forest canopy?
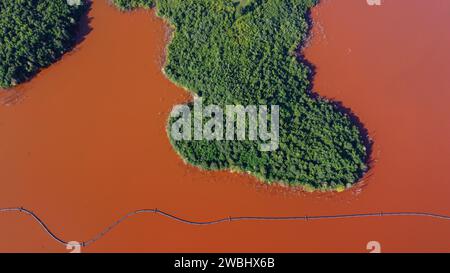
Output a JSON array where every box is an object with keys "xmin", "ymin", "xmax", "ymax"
[
  {"xmin": 0, "ymin": 0, "xmax": 87, "ymax": 88},
  {"xmin": 112, "ymin": 0, "xmax": 371, "ymax": 191},
  {"xmin": 165, "ymin": 0, "xmax": 371, "ymax": 191}
]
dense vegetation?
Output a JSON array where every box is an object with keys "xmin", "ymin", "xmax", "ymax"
[
  {"xmin": 0, "ymin": 0, "xmax": 87, "ymax": 89},
  {"xmin": 111, "ymin": 0, "xmax": 154, "ymax": 11},
  {"xmin": 158, "ymin": 0, "xmax": 371, "ymax": 190},
  {"xmin": 125, "ymin": 0, "xmax": 371, "ymax": 191}
]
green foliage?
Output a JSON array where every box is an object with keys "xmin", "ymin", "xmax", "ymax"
[
  {"xmin": 0, "ymin": 0, "xmax": 87, "ymax": 88},
  {"xmin": 156, "ymin": 0, "xmax": 370, "ymax": 190},
  {"xmin": 111, "ymin": 0, "xmax": 154, "ymax": 11}
]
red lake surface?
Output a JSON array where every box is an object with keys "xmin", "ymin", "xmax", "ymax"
[{"xmin": 0, "ymin": 0, "xmax": 449, "ymax": 252}]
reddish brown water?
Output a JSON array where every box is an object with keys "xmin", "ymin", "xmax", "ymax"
[{"xmin": 0, "ymin": 0, "xmax": 449, "ymax": 252}]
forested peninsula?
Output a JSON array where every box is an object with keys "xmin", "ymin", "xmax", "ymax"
[
  {"xmin": 0, "ymin": 0, "xmax": 87, "ymax": 88},
  {"xmin": 113, "ymin": 0, "xmax": 371, "ymax": 191}
]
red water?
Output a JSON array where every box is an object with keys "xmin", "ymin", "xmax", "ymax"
[{"xmin": 0, "ymin": 0, "xmax": 449, "ymax": 252}]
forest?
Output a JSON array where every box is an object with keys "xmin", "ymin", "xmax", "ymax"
[
  {"xmin": 154, "ymin": 0, "xmax": 371, "ymax": 190},
  {"xmin": 0, "ymin": 0, "xmax": 87, "ymax": 88},
  {"xmin": 111, "ymin": 0, "xmax": 154, "ymax": 11}
]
